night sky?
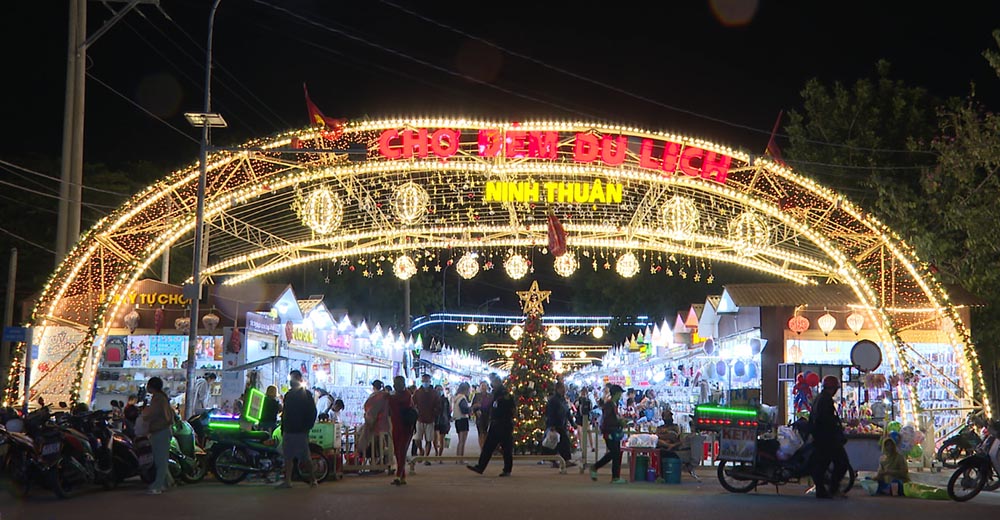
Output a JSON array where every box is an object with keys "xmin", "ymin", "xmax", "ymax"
[
  {"xmin": 4, "ymin": 1, "xmax": 1000, "ymax": 168},
  {"xmin": 2, "ymin": 1, "xmax": 999, "ymax": 324}
]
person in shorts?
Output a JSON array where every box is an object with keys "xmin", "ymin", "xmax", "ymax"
[
  {"xmin": 413, "ymin": 374, "xmax": 441, "ymax": 463},
  {"xmin": 277, "ymin": 370, "xmax": 317, "ymax": 488},
  {"xmin": 452, "ymin": 382, "xmax": 472, "ymax": 464},
  {"xmin": 433, "ymin": 385, "xmax": 452, "ymax": 459}
]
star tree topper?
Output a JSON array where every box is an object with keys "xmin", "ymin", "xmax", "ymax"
[{"xmin": 517, "ymin": 280, "xmax": 552, "ymax": 316}]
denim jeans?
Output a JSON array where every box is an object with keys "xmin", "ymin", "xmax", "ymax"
[{"xmin": 150, "ymin": 427, "xmax": 173, "ymax": 491}]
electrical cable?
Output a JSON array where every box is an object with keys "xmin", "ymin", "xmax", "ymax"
[
  {"xmin": 86, "ymin": 72, "xmax": 201, "ymax": 145},
  {"xmin": 0, "ymin": 225, "xmax": 56, "ymax": 254},
  {"xmin": 0, "ymin": 179, "xmax": 116, "ymax": 210},
  {"xmin": 0, "ymin": 159, "xmax": 129, "ymax": 196}
]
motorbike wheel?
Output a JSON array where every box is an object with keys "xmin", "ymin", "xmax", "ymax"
[
  {"xmin": 826, "ymin": 463, "xmax": 856, "ymax": 493},
  {"xmin": 716, "ymin": 460, "xmax": 757, "ymax": 493},
  {"xmin": 48, "ymin": 460, "xmax": 76, "ymax": 499},
  {"xmin": 6, "ymin": 449, "xmax": 32, "ymax": 498},
  {"xmin": 938, "ymin": 439, "xmax": 973, "ymax": 469},
  {"xmin": 181, "ymin": 454, "xmax": 208, "ymax": 484},
  {"xmin": 293, "ymin": 445, "xmax": 330, "ymax": 483},
  {"xmin": 948, "ymin": 459, "xmax": 987, "ymax": 502},
  {"xmin": 212, "ymin": 447, "xmax": 250, "ymax": 485},
  {"xmin": 984, "ymin": 466, "xmax": 1000, "ymax": 492}
]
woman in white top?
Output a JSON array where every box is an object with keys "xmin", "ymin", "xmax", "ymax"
[{"xmin": 452, "ymin": 382, "xmax": 472, "ymax": 463}]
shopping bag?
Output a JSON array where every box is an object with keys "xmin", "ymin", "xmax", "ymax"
[
  {"xmin": 541, "ymin": 429, "xmax": 560, "ymax": 450},
  {"xmin": 134, "ymin": 415, "xmax": 150, "ymax": 437}
]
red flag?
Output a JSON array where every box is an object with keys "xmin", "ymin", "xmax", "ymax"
[
  {"xmin": 304, "ymin": 83, "xmax": 346, "ymax": 139},
  {"xmin": 765, "ymin": 110, "xmax": 786, "ymax": 166},
  {"xmin": 547, "ymin": 211, "xmax": 567, "ymax": 257}
]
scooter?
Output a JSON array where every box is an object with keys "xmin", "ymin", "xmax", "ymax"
[
  {"xmin": 209, "ymin": 423, "xmax": 329, "ymax": 485},
  {"xmin": 46, "ymin": 408, "xmax": 117, "ymax": 498},
  {"xmin": 168, "ymin": 416, "xmax": 208, "ymax": 483},
  {"xmin": 717, "ymin": 434, "xmax": 856, "ymax": 494},
  {"xmin": 937, "ymin": 413, "xmax": 986, "ymax": 469},
  {"xmin": 3, "ymin": 404, "xmax": 63, "ymax": 497},
  {"xmin": 947, "ymin": 420, "xmax": 1000, "ymax": 501}
]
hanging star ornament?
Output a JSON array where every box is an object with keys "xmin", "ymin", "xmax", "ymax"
[{"xmin": 517, "ymin": 280, "xmax": 552, "ymax": 316}]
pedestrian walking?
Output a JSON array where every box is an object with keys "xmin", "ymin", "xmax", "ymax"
[
  {"xmin": 387, "ymin": 376, "xmax": 416, "ymax": 486},
  {"xmin": 142, "ymin": 377, "xmax": 175, "ymax": 495},
  {"xmin": 258, "ymin": 385, "xmax": 282, "ymax": 434},
  {"xmin": 467, "ymin": 373, "xmax": 514, "ymax": 477},
  {"xmin": 413, "ymin": 374, "xmax": 441, "ymax": 463},
  {"xmin": 277, "ymin": 370, "xmax": 318, "ymax": 489},
  {"xmin": 472, "ymin": 380, "xmax": 492, "ymax": 451},
  {"xmin": 434, "ymin": 385, "xmax": 452, "ymax": 459},
  {"xmin": 358, "ymin": 380, "xmax": 391, "ymax": 464},
  {"xmin": 809, "ymin": 375, "xmax": 849, "ymax": 499},
  {"xmin": 576, "ymin": 386, "xmax": 594, "ymax": 464},
  {"xmin": 591, "ymin": 384, "xmax": 626, "ymax": 484},
  {"xmin": 452, "ymin": 382, "xmax": 472, "ymax": 463},
  {"xmin": 545, "ymin": 382, "xmax": 576, "ymax": 468}
]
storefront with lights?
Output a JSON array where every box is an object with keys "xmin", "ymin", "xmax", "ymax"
[{"xmin": 6, "ymin": 118, "xmax": 990, "ymax": 447}]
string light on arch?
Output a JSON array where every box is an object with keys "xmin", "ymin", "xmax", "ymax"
[
  {"xmin": 456, "ymin": 252, "xmax": 480, "ymax": 279},
  {"xmin": 393, "ymin": 254, "xmax": 418, "ymax": 280},
  {"xmin": 616, "ymin": 252, "xmax": 640, "ymax": 278}
]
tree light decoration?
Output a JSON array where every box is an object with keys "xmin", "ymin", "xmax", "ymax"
[
  {"xmin": 393, "ymin": 254, "xmax": 418, "ymax": 280},
  {"xmin": 505, "ymin": 254, "xmax": 529, "ymax": 280},
  {"xmin": 547, "ymin": 326, "xmax": 562, "ymax": 341},
  {"xmin": 592, "ymin": 326, "xmax": 604, "ymax": 339},
  {"xmin": 553, "ymin": 252, "xmax": 578, "ymax": 277},
  {"xmin": 729, "ymin": 211, "xmax": 770, "ymax": 257},
  {"xmin": 466, "ymin": 323, "xmax": 479, "ymax": 336},
  {"xmin": 661, "ymin": 195, "xmax": 700, "ymax": 239},
  {"xmin": 616, "ymin": 252, "xmax": 640, "ymax": 278},
  {"xmin": 391, "ymin": 182, "xmax": 430, "ymax": 224},
  {"xmin": 295, "ymin": 186, "xmax": 343, "ymax": 234},
  {"xmin": 509, "ymin": 325, "xmax": 524, "ymax": 340},
  {"xmin": 817, "ymin": 312, "xmax": 837, "ymax": 336},
  {"xmin": 456, "ymin": 252, "xmax": 480, "ymax": 279},
  {"xmin": 846, "ymin": 312, "xmax": 865, "ymax": 335}
]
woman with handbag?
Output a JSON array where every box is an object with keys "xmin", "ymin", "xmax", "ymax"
[
  {"xmin": 141, "ymin": 377, "xmax": 176, "ymax": 495},
  {"xmin": 591, "ymin": 384, "xmax": 626, "ymax": 484},
  {"xmin": 387, "ymin": 376, "xmax": 417, "ymax": 486}
]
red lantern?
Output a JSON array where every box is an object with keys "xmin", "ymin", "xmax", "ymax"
[{"xmin": 787, "ymin": 315, "xmax": 809, "ymax": 334}]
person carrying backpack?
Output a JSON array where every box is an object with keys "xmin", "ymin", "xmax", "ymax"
[{"xmin": 388, "ymin": 376, "xmax": 417, "ymax": 486}]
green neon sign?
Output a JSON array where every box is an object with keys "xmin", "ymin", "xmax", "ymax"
[
  {"xmin": 244, "ymin": 387, "xmax": 265, "ymax": 424},
  {"xmin": 208, "ymin": 422, "xmax": 242, "ymax": 430},
  {"xmin": 695, "ymin": 405, "xmax": 758, "ymax": 417}
]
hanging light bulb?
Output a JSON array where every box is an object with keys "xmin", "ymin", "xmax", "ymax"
[
  {"xmin": 578, "ymin": 350, "xmax": 587, "ymax": 359},
  {"xmin": 504, "ymin": 349, "xmax": 513, "ymax": 357},
  {"xmin": 615, "ymin": 252, "xmax": 640, "ymax": 278},
  {"xmin": 592, "ymin": 326, "xmax": 604, "ymax": 339},
  {"xmin": 846, "ymin": 312, "xmax": 865, "ymax": 335},
  {"xmin": 456, "ymin": 252, "xmax": 480, "ymax": 279},
  {"xmin": 393, "ymin": 255, "xmax": 418, "ymax": 280},
  {"xmin": 504, "ymin": 254, "xmax": 529, "ymax": 279},
  {"xmin": 509, "ymin": 325, "xmax": 524, "ymax": 340},
  {"xmin": 547, "ymin": 326, "xmax": 562, "ymax": 341},
  {"xmin": 817, "ymin": 312, "xmax": 837, "ymax": 336},
  {"xmin": 466, "ymin": 323, "xmax": 479, "ymax": 336}
]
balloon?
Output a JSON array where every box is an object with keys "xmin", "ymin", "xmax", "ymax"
[
  {"xmin": 734, "ymin": 360, "xmax": 746, "ymax": 377},
  {"xmin": 889, "ymin": 431, "xmax": 900, "ymax": 444},
  {"xmin": 805, "ymin": 372, "xmax": 821, "ymax": 387},
  {"xmin": 908, "ymin": 444, "xmax": 924, "ymax": 459},
  {"xmin": 748, "ymin": 362, "xmax": 758, "ymax": 379},
  {"xmin": 886, "ymin": 421, "xmax": 902, "ymax": 433},
  {"xmin": 703, "ymin": 338, "xmax": 715, "ymax": 356},
  {"xmin": 716, "ymin": 361, "xmax": 727, "ymax": 377},
  {"xmin": 913, "ymin": 430, "xmax": 926, "ymax": 444}
]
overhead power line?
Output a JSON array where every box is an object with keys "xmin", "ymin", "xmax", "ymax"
[
  {"xmin": 377, "ymin": 0, "xmax": 936, "ymax": 156},
  {"xmin": 0, "ymin": 225, "xmax": 56, "ymax": 254},
  {"xmin": 87, "ymin": 72, "xmax": 201, "ymax": 145},
  {"xmin": 0, "ymin": 159, "xmax": 129, "ymax": 196},
  {"xmin": 0, "ymin": 179, "xmax": 116, "ymax": 211}
]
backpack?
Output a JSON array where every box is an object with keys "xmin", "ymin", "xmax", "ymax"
[{"xmin": 403, "ymin": 406, "xmax": 419, "ymax": 429}]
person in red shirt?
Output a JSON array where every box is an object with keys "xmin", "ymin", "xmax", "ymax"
[
  {"xmin": 413, "ymin": 374, "xmax": 441, "ymax": 462},
  {"xmin": 387, "ymin": 376, "xmax": 416, "ymax": 486}
]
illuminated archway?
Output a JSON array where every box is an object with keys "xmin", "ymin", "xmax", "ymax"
[{"xmin": 5, "ymin": 118, "xmax": 988, "ymax": 432}]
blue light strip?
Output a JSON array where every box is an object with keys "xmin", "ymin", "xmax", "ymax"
[{"xmin": 410, "ymin": 313, "xmax": 655, "ymax": 332}]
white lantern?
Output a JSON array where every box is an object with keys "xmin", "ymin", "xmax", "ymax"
[
  {"xmin": 466, "ymin": 323, "xmax": 479, "ymax": 336},
  {"xmin": 553, "ymin": 253, "xmax": 578, "ymax": 277},
  {"xmin": 615, "ymin": 252, "xmax": 640, "ymax": 278},
  {"xmin": 509, "ymin": 325, "xmax": 524, "ymax": 341},
  {"xmin": 592, "ymin": 326, "xmax": 604, "ymax": 339},
  {"xmin": 846, "ymin": 312, "xmax": 865, "ymax": 335},
  {"xmin": 817, "ymin": 312, "xmax": 837, "ymax": 336},
  {"xmin": 504, "ymin": 254, "xmax": 529, "ymax": 280}
]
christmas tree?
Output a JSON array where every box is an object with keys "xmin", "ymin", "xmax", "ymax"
[{"xmin": 507, "ymin": 281, "xmax": 557, "ymax": 453}]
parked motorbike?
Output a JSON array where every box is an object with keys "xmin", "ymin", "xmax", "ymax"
[
  {"xmin": 46, "ymin": 408, "xmax": 117, "ymax": 498},
  {"xmin": 938, "ymin": 413, "xmax": 986, "ymax": 469},
  {"xmin": 209, "ymin": 425, "xmax": 329, "ymax": 485},
  {"xmin": 717, "ymin": 437, "xmax": 856, "ymax": 494},
  {"xmin": 947, "ymin": 420, "xmax": 1000, "ymax": 501},
  {"xmin": 135, "ymin": 415, "xmax": 208, "ymax": 485},
  {"xmin": 3, "ymin": 404, "xmax": 63, "ymax": 497}
]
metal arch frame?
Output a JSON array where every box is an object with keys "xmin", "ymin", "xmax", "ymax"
[{"xmin": 6, "ymin": 119, "xmax": 990, "ymax": 429}]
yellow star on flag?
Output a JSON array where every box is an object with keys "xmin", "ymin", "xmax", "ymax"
[{"xmin": 517, "ymin": 280, "xmax": 552, "ymax": 316}]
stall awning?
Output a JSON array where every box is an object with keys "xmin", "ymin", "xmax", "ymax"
[
  {"xmin": 286, "ymin": 343, "xmax": 391, "ymax": 369},
  {"xmin": 225, "ymin": 355, "xmax": 289, "ymax": 372}
]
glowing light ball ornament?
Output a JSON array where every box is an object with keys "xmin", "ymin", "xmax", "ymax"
[
  {"xmin": 615, "ymin": 252, "xmax": 640, "ymax": 278},
  {"xmin": 504, "ymin": 254, "xmax": 529, "ymax": 280},
  {"xmin": 729, "ymin": 211, "xmax": 770, "ymax": 257},
  {"xmin": 392, "ymin": 182, "xmax": 430, "ymax": 224},
  {"xmin": 553, "ymin": 253, "xmax": 578, "ymax": 277},
  {"xmin": 456, "ymin": 252, "xmax": 480, "ymax": 279},
  {"xmin": 579, "ymin": 350, "xmax": 587, "ymax": 359},
  {"xmin": 296, "ymin": 186, "xmax": 343, "ymax": 235},
  {"xmin": 466, "ymin": 323, "xmax": 479, "ymax": 336},
  {"xmin": 509, "ymin": 325, "xmax": 524, "ymax": 340},
  {"xmin": 547, "ymin": 326, "xmax": 562, "ymax": 341},
  {"xmin": 393, "ymin": 254, "xmax": 418, "ymax": 280},
  {"xmin": 592, "ymin": 326, "xmax": 604, "ymax": 339},
  {"xmin": 661, "ymin": 195, "xmax": 700, "ymax": 239}
]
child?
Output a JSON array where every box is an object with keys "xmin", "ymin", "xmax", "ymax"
[{"xmin": 875, "ymin": 436, "xmax": 909, "ymax": 495}]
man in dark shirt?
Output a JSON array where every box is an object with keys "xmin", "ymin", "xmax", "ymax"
[
  {"xmin": 278, "ymin": 370, "xmax": 317, "ymax": 488},
  {"xmin": 468, "ymin": 373, "xmax": 515, "ymax": 477},
  {"xmin": 809, "ymin": 375, "xmax": 849, "ymax": 498},
  {"xmin": 545, "ymin": 382, "xmax": 575, "ymax": 467},
  {"xmin": 413, "ymin": 374, "xmax": 441, "ymax": 460}
]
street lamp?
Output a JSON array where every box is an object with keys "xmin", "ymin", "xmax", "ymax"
[{"xmin": 183, "ymin": 0, "xmax": 224, "ymax": 419}]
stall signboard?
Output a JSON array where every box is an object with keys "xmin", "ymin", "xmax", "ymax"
[
  {"xmin": 727, "ymin": 388, "xmax": 761, "ymax": 407},
  {"xmin": 246, "ymin": 312, "xmax": 281, "ymax": 336},
  {"xmin": 719, "ymin": 428, "xmax": 756, "ymax": 462},
  {"xmin": 244, "ymin": 387, "xmax": 265, "ymax": 424},
  {"xmin": 147, "ymin": 335, "xmax": 186, "ymax": 369},
  {"xmin": 194, "ymin": 336, "xmax": 223, "ymax": 369},
  {"xmin": 326, "ymin": 332, "xmax": 354, "ymax": 353}
]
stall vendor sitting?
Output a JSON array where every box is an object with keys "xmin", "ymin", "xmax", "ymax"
[
  {"xmin": 875, "ymin": 436, "xmax": 909, "ymax": 493},
  {"xmin": 656, "ymin": 409, "xmax": 682, "ymax": 451}
]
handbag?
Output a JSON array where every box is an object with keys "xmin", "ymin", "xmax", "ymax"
[
  {"xmin": 541, "ymin": 428, "xmax": 560, "ymax": 450},
  {"xmin": 402, "ymin": 406, "xmax": 419, "ymax": 429},
  {"xmin": 134, "ymin": 415, "xmax": 150, "ymax": 437}
]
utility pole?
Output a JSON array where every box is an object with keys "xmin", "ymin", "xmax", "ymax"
[
  {"xmin": 55, "ymin": 0, "xmax": 156, "ymax": 264},
  {"xmin": 1, "ymin": 248, "xmax": 16, "ymax": 395},
  {"xmin": 404, "ymin": 279, "xmax": 411, "ymax": 335}
]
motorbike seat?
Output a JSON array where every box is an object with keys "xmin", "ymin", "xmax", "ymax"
[{"xmin": 242, "ymin": 430, "xmax": 271, "ymax": 442}]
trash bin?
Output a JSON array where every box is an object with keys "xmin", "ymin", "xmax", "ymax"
[
  {"xmin": 663, "ymin": 457, "xmax": 683, "ymax": 484},
  {"xmin": 634, "ymin": 455, "xmax": 649, "ymax": 481}
]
